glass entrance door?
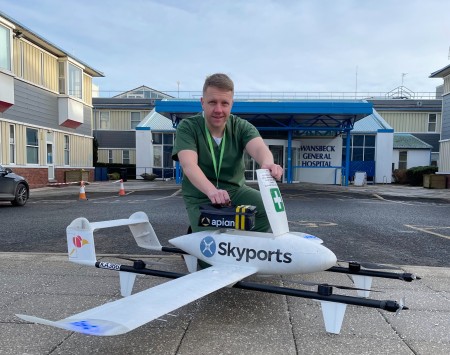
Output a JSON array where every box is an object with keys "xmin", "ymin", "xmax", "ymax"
[{"xmin": 46, "ymin": 141, "xmax": 54, "ymax": 180}]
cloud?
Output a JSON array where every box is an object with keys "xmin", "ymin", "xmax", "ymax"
[{"xmin": 2, "ymin": 0, "xmax": 449, "ymax": 94}]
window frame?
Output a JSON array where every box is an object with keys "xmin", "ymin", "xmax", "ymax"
[
  {"xmin": 130, "ymin": 112, "xmax": 141, "ymax": 130},
  {"xmin": 9, "ymin": 124, "xmax": 16, "ymax": 164},
  {"xmin": 0, "ymin": 23, "xmax": 12, "ymax": 71},
  {"xmin": 108, "ymin": 150, "xmax": 113, "ymax": 164},
  {"xmin": 99, "ymin": 111, "xmax": 110, "ymax": 129},
  {"xmin": 26, "ymin": 128, "xmax": 39, "ymax": 165},
  {"xmin": 122, "ymin": 150, "xmax": 130, "ymax": 164},
  {"xmin": 64, "ymin": 135, "xmax": 70, "ymax": 166},
  {"xmin": 428, "ymin": 113, "xmax": 437, "ymax": 132},
  {"xmin": 398, "ymin": 150, "xmax": 407, "ymax": 170},
  {"xmin": 342, "ymin": 134, "xmax": 376, "ymax": 162},
  {"xmin": 151, "ymin": 132, "xmax": 175, "ymax": 168},
  {"xmin": 68, "ymin": 62, "xmax": 82, "ymax": 99}
]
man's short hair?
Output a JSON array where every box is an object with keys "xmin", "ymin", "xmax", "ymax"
[{"xmin": 203, "ymin": 73, "xmax": 234, "ymax": 94}]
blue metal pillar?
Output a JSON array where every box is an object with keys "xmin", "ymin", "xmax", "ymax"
[
  {"xmin": 287, "ymin": 130, "xmax": 292, "ymax": 183},
  {"xmin": 344, "ymin": 130, "xmax": 351, "ymax": 186},
  {"xmin": 175, "ymin": 161, "xmax": 182, "ymax": 184}
]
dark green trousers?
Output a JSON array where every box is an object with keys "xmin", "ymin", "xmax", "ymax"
[{"xmin": 183, "ymin": 184, "xmax": 270, "ymax": 233}]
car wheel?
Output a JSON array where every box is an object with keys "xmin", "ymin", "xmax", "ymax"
[{"xmin": 11, "ymin": 183, "xmax": 28, "ymax": 206}]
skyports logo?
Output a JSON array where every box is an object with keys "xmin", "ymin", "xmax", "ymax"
[
  {"xmin": 200, "ymin": 236, "xmax": 217, "ymax": 258},
  {"xmin": 199, "ymin": 237, "xmax": 292, "ymax": 263},
  {"xmin": 270, "ymin": 188, "xmax": 284, "ymax": 212},
  {"xmin": 218, "ymin": 242, "xmax": 292, "ymax": 263}
]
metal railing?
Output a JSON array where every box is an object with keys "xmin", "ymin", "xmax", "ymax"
[{"xmin": 94, "ymin": 89, "xmax": 439, "ymax": 100}]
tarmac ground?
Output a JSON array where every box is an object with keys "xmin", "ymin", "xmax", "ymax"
[{"xmin": 1, "ymin": 180, "xmax": 449, "ymax": 354}]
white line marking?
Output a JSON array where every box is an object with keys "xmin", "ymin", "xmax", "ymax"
[{"xmin": 405, "ymin": 224, "xmax": 450, "ymax": 240}]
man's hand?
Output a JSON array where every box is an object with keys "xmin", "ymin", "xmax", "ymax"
[
  {"xmin": 261, "ymin": 163, "xmax": 283, "ymax": 181},
  {"xmin": 207, "ymin": 188, "xmax": 231, "ymax": 206}
]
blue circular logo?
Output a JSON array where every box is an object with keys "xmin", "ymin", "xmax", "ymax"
[{"xmin": 200, "ymin": 236, "xmax": 216, "ymax": 258}]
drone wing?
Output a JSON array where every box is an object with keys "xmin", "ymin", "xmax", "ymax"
[{"xmin": 17, "ymin": 264, "xmax": 257, "ymax": 336}]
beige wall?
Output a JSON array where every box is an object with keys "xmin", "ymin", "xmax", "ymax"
[
  {"xmin": 13, "ymin": 38, "xmax": 58, "ymax": 92},
  {"xmin": 12, "ymin": 37, "xmax": 93, "ymax": 106},
  {"xmin": 378, "ymin": 111, "xmax": 442, "ymax": 133},
  {"xmin": 94, "ymin": 110, "xmax": 151, "ymax": 130},
  {"xmin": 98, "ymin": 148, "xmax": 136, "ymax": 164},
  {"xmin": 438, "ymin": 140, "xmax": 450, "ymax": 173},
  {"xmin": 0, "ymin": 120, "xmax": 92, "ymax": 167}
]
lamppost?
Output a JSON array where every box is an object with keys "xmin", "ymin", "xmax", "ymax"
[{"xmin": 177, "ymin": 81, "xmax": 180, "ymax": 98}]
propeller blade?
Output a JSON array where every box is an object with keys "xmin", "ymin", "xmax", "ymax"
[
  {"xmin": 282, "ymin": 278, "xmax": 382, "ymax": 293},
  {"xmin": 395, "ymin": 297, "xmax": 408, "ymax": 316},
  {"xmin": 338, "ymin": 260, "xmax": 401, "ymax": 270}
]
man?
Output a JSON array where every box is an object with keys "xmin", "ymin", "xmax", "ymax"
[{"xmin": 172, "ymin": 73, "xmax": 283, "ymax": 232}]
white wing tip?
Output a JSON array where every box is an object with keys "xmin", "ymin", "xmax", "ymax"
[{"xmin": 16, "ymin": 314, "xmax": 130, "ymax": 336}]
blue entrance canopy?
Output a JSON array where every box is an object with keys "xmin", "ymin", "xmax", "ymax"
[{"xmin": 155, "ymin": 99, "xmax": 373, "ymax": 185}]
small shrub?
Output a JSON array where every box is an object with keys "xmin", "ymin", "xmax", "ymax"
[
  {"xmin": 392, "ymin": 169, "xmax": 408, "ymax": 184},
  {"xmin": 140, "ymin": 173, "xmax": 157, "ymax": 181},
  {"xmin": 108, "ymin": 172, "xmax": 120, "ymax": 180},
  {"xmin": 406, "ymin": 166, "xmax": 438, "ymax": 186}
]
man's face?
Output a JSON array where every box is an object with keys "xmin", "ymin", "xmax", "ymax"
[{"xmin": 201, "ymin": 86, "xmax": 233, "ymax": 134}]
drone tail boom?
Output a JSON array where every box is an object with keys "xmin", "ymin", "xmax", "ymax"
[{"xmin": 66, "ymin": 211, "xmax": 163, "ymax": 296}]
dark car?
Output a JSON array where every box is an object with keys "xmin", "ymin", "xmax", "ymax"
[{"xmin": 0, "ymin": 165, "xmax": 29, "ymax": 206}]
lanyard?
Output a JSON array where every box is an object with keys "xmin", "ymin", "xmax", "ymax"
[{"xmin": 205, "ymin": 121, "xmax": 226, "ymax": 187}]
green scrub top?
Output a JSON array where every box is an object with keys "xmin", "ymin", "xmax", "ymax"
[{"xmin": 172, "ymin": 113, "xmax": 261, "ymax": 199}]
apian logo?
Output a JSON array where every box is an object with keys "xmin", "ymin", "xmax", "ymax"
[
  {"xmin": 200, "ymin": 217, "xmax": 211, "ymax": 226},
  {"xmin": 200, "ymin": 236, "xmax": 216, "ymax": 258},
  {"xmin": 270, "ymin": 188, "xmax": 284, "ymax": 212}
]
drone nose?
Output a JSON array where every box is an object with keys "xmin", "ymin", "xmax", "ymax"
[{"xmin": 320, "ymin": 246, "xmax": 337, "ymax": 270}]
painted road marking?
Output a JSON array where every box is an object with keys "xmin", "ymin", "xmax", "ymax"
[
  {"xmin": 405, "ymin": 225, "xmax": 450, "ymax": 240},
  {"xmin": 289, "ymin": 220, "xmax": 338, "ymax": 228}
]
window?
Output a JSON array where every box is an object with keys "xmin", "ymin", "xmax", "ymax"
[
  {"xmin": 9, "ymin": 125, "xmax": 15, "ymax": 164},
  {"xmin": 26, "ymin": 128, "xmax": 39, "ymax": 164},
  {"xmin": 68, "ymin": 63, "xmax": 82, "ymax": 99},
  {"xmin": 0, "ymin": 24, "xmax": 11, "ymax": 71},
  {"xmin": 108, "ymin": 150, "xmax": 113, "ymax": 164},
  {"xmin": 99, "ymin": 111, "xmax": 110, "ymax": 129},
  {"xmin": 130, "ymin": 112, "xmax": 141, "ymax": 129},
  {"xmin": 152, "ymin": 133, "xmax": 162, "ymax": 144},
  {"xmin": 342, "ymin": 135, "xmax": 376, "ymax": 161},
  {"xmin": 123, "ymin": 150, "xmax": 130, "ymax": 164},
  {"xmin": 64, "ymin": 135, "xmax": 70, "ymax": 165},
  {"xmin": 58, "ymin": 61, "xmax": 66, "ymax": 94},
  {"xmin": 428, "ymin": 114, "xmax": 437, "ymax": 132},
  {"xmin": 399, "ymin": 151, "xmax": 407, "ymax": 170},
  {"xmin": 152, "ymin": 132, "xmax": 175, "ymax": 176},
  {"xmin": 153, "ymin": 146, "xmax": 162, "ymax": 167}
]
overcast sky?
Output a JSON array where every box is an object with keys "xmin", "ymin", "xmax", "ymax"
[{"xmin": 1, "ymin": 0, "xmax": 449, "ymax": 96}]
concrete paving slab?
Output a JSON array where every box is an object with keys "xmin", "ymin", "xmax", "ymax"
[
  {"xmin": 51, "ymin": 324, "xmax": 188, "ymax": 355},
  {"xmin": 5, "ymin": 294, "xmax": 113, "ymax": 323},
  {"xmin": 407, "ymin": 341, "xmax": 450, "ymax": 355},
  {"xmin": 0, "ymin": 323, "xmax": 70, "ymax": 355},
  {"xmin": 1, "ymin": 251, "xmax": 450, "ymax": 354},
  {"xmin": 180, "ymin": 288, "xmax": 297, "ymax": 355}
]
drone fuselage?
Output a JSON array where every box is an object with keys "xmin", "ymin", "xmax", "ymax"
[{"xmin": 170, "ymin": 229, "xmax": 337, "ymax": 275}]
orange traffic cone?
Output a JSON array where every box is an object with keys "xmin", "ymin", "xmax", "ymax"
[
  {"xmin": 119, "ymin": 179, "xmax": 126, "ymax": 196},
  {"xmin": 79, "ymin": 181, "xmax": 87, "ymax": 200}
]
